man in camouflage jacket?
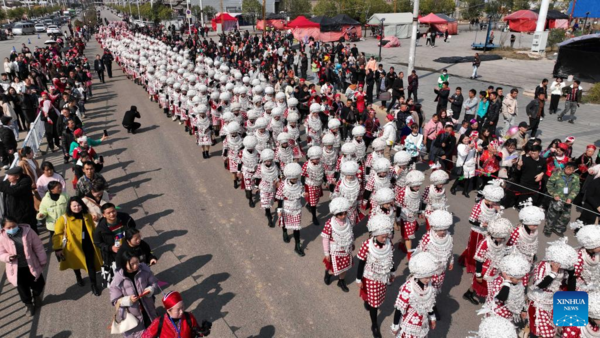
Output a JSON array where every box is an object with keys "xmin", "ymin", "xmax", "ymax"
[{"xmin": 545, "ymin": 162, "xmax": 580, "ymax": 236}]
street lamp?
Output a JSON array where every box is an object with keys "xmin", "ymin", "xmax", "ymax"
[{"xmin": 378, "ymin": 18, "xmax": 385, "ymax": 62}]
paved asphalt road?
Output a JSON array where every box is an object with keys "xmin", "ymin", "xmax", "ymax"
[{"xmin": 0, "ymin": 11, "xmax": 593, "ymax": 338}]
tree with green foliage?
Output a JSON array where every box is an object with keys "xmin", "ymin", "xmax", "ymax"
[
  {"xmin": 313, "ymin": 0, "xmax": 391, "ymax": 23},
  {"xmin": 420, "ymin": 0, "xmax": 455, "ymax": 15},
  {"xmin": 8, "ymin": 7, "xmax": 26, "ymax": 21},
  {"xmin": 512, "ymin": 0, "xmax": 531, "ymax": 11},
  {"xmin": 547, "ymin": 28, "xmax": 566, "ymax": 51},
  {"xmin": 463, "ymin": 0, "xmax": 484, "ymax": 20},
  {"xmin": 203, "ymin": 5, "xmax": 217, "ymax": 20},
  {"xmin": 242, "ymin": 0, "xmax": 262, "ymax": 27},
  {"xmin": 279, "ymin": 0, "xmax": 311, "ymax": 19},
  {"xmin": 312, "ymin": 0, "xmax": 338, "ymax": 17}
]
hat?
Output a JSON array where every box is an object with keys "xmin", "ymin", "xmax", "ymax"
[
  {"xmin": 587, "ymin": 144, "xmax": 597, "ymax": 151},
  {"xmin": 557, "ymin": 142, "xmax": 569, "ymax": 151},
  {"xmin": 565, "ymin": 136, "xmax": 575, "ymax": 143},
  {"xmin": 393, "ymin": 151, "xmax": 411, "ymax": 166},
  {"xmin": 386, "ymin": 114, "xmax": 394, "ymax": 121},
  {"xmin": 368, "ymin": 214, "xmax": 393, "ymax": 236},
  {"xmin": 545, "ymin": 238, "xmax": 578, "ymax": 270},
  {"xmin": 405, "ymin": 170, "xmax": 425, "ymax": 187},
  {"xmin": 73, "ymin": 128, "xmax": 84, "ymax": 137},
  {"xmin": 162, "ymin": 291, "xmax": 183, "ymax": 310},
  {"xmin": 427, "ymin": 210, "xmax": 453, "ymax": 231},
  {"xmin": 6, "ymin": 166, "xmax": 23, "ymax": 175},
  {"xmin": 444, "ymin": 122, "xmax": 454, "ymax": 127},
  {"xmin": 329, "ymin": 197, "xmax": 351, "ymax": 215},
  {"xmin": 518, "ymin": 121, "xmax": 528, "ymax": 128},
  {"xmin": 260, "ymin": 148, "xmax": 275, "ymax": 161},
  {"xmin": 429, "ymin": 170, "xmax": 449, "ymax": 185},
  {"xmin": 575, "ymin": 224, "xmax": 600, "ymax": 250},
  {"xmin": 487, "ymin": 218, "xmax": 513, "ymax": 239},
  {"xmin": 470, "ymin": 119, "xmax": 478, "ymax": 124},
  {"xmin": 341, "ymin": 143, "xmax": 357, "ymax": 155},
  {"xmin": 299, "ymin": 78, "xmax": 305, "ymax": 82},
  {"xmin": 0, "ymin": 116, "xmax": 11, "ymax": 125},
  {"xmin": 372, "ymin": 158, "xmax": 391, "ymax": 173},
  {"xmin": 482, "ymin": 179, "xmax": 504, "ymax": 202},
  {"xmin": 590, "ymin": 291, "xmax": 600, "ymax": 319},
  {"xmin": 374, "ymin": 187, "xmax": 395, "ymax": 205},
  {"xmin": 283, "ymin": 162, "xmax": 302, "ymax": 179},
  {"xmin": 476, "ymin": 316, "xmax": 517, "ymax": 338},
  {"xmin": 499, "ymin": 251, "xmax": 530, "ymax": 279},
  {"xmin": 340, "ymin": 161, "xmax": 359, "ymax": 176},
  {"xmin": 307, "ymin": 146, "xmax": 323, "ymax": 160},
  {"xmin": 409, "ymin": 252, "xmax": 438, "ymax": 279}
]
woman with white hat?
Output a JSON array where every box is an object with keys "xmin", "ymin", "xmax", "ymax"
[
  {"xmin": 239, "ymin": 136, "xmax": 260, "ymax": 208},
  {"xmin": 459, "ymin": 180, "xmax": 504, "ymax": 274},
  {"xmin": 268, "ymin": 106, "xmax": 285, "ymax": 141},
  {"xmin": 302, "ymin": 146, "xmax": 325, "ymax": 225},
  {"xmin": 365, "ymin": 138, "xmax": 387, "ymax": 177},
  {"xmin": 396, "ymin": 170, "xmax": 425, "ymax": 261},
  {"xmin": 304, "ymin": 103, "xmax": 323, "ymax": 147},
  {"xmin": 284, "ymin": 112, "xmax": 304, "ymax": 160},
  {"xmin": 194, "ymin": 105, "xmax": 212, "ymax": 159},
  {"xmin": 362, "ymin": 158, "xmax": 392, "ymax": 212},
  {"xmin": 275, "ymin": 163, "xmax": 306, "ymax": 256},
  {"xmin": 253, "ymin": 117, "xmax": 273, "ymax": 155},
  {"xmin": 351, "ymin": 125, "xmax": 367, "ymax": 163},
  {"xmin": 274, "ymin": 132, "xmax": 295, "ymax": 173},
  {"xmin": 321, "ymin": 133, "xmax": 339, "ymax": 193},
  {"xmin": 223, "ymin": 121, "xmax": 244, "ymax": 189},
  {"xmin": 422, "ymin": 170, "xmax": 449, "ymax": 231},
  {"xmin": 356, "ymin": 214, "xmax": 394, "ymax": 338},
  {"xmin": 506, "ymin": 202, "xmax": 544, "ymax": 287},
  {"xmin": 255, "ymin": 149, "xmax": 279, "ymax": 228},
  {"xmin": 415, "ymin": 210, "xmax": 454, "ymax": 293},
  {"xmin": 324, "ymin": 118, "xmax": 342, "ymax": 152},
  {"xmin": 481, "ymin": 252, "xmax": 530, "ymax": 324},
  {"xmin": 332, "ymin": 161, "xmax": 363, "ymax": 225},
  {"xmin": 392, "ymin": 150, "xmax": 412, "ymax": 192},
  {"xmin": 336, "ymin": 142, "xmax": 365, "ymax": 183},
  {"xmin": 527, "ymin": 238, "xmax": 577, "ymax": 338},
  {"xmin": 473, "ymin": 316, "xmax": 517, "ymax": 338},
  {"xmin": 367, "ymin": 189, "xmax": 396, "ymax": 236},
  {"xmin": 390, "ymin": 252, "xmax": 439, "ymax": 338},
  {"xmin": 322, "ymin": 197, "xmax": 354, "ymax": 292},
  {"xmin": 463, "ymin": 217, "xmax": 513, "ymax": 305},
  {"xmin": 572, "ymin": 223, "xmax": 600, "ymax": 292}
]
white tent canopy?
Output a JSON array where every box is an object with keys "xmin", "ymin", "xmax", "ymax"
[{"xmin": 368, "ymin": 13, "xmax": 413, "ymax": 39}]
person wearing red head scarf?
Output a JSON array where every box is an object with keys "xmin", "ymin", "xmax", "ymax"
[
  {"xmin": 142, "ymin": 291, "xmax": 212, "ymax": 338},
  {"xmin": 52, "ymin": 77, "xmax": 66, "ymax": 93}
]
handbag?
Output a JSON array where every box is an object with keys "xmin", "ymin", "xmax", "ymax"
[
  {"xmin": 377, "ymin": 91, "xmax": 391, "ymax": 101},
  {"xmin": 61, "ymin": 215, "xmax": 68, "ymax": 249},
  {"xmin": 110, "ymin": 298, "xmax": 139, "ymax": 334},
  {"xmin": 451, "ymin": 165, "xmax": 464, "ymax": 177},
  {"xmin": 101, "ymin": 262, "xmax": 117, "ymax": 289}
]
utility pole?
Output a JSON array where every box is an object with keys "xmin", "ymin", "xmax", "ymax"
[
  {"xmin": 378, "ymin": 18, "xmax": 385, "ymax": 61},
  {"xmin": 261, "ymin": 0, "xmax": 265, "ymax": 37},
  {"xmin": 530, "ymin": 0, "xmax": 549, "ymax": 54},
  {"xmin": 394, "ymin": 0, "xmax": 396, "ymax": 13},
  {"xmin": 199, "ymin": 0, "xmax": 204, "ymax": 27},
  {"xmin": 136, "ymin": 0, "xmax": 141, "ymax": 19},
  {"xmin": 407, "ymin": 0, "xmax": 420, "ymax": 73},
  {"xmin": 569, "ymin": 0, "xmax": 577, "ymax": 27}
]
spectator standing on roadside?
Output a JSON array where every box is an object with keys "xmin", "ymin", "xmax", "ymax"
[
  {"xmin": 471, "ymin": 53, "xmax": 480, "ymax": 79},
  {"xmin": 557, "ymin": 80, "xmax": 583, "ymax": 124},
  {"xmin": 0, "ymin": 116, "xmax": 16, "ymax": 169},
  {"xmin": 407, "ymin": 70, "xmax": 419, "ymax": 103},
  {"xmin": 448, "ymin": 87, "xmax": 464, "ymax": 121},
  {"xmin": 501, "ymin": 88, "xmax": 518, "ymax": 136},
  {"xmin": 76, "ymin": 161, "xmax": 108, "ymax": 197},
  {"xmin": 526, "ymin": 92, "xmax": 545, "ymax": 138},
  {"xmin": 0, "ymin": 166, "xmax": 37, "ymax": 233},
  {"xmin": 548, "ymin": 77, "xmax": 565, "ymax": 115},
  {"xmin": 37, "ymin": 180, "xmax": 69, "ymax": 238},
  {"xmin": 93, "ymin": 54, "xmax": 105, "ymax": 84},
  {"xmin": 462, "ymin": 89, "xmax": 479, "ymax": 122}
]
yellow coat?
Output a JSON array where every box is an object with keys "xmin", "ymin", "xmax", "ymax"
[{"xmin": 52, "ymin": 213, "xmax": 103, "ymax": 272}]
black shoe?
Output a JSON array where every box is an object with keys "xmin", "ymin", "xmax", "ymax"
[
  {"xmin": 557, "ymin": 117, "xmax": 563, "ymax": 122},
  {"xmin": 202, "ymin": 151, "xmax": 207, "ymax": 159},
  {"xmin": 462, "ymin": 290, "xmax": 479, "ymax": 305},
  {"xmin": 206, "ymin": 151, "xmax": 211, "ymax": 159},
  {"xmin": 450, "ymin": 187, "xmax": 457, "ymax": 195},
  {"xmin": 568, "ymin": 119, "xmax": 574, "ymax": 124},
  {"xmin": 267, "ymin": 216, "xmax": 274, "ymax": 228},
  {"xmin": 294, "ymin": 242, "xmax": 305, "ymax": 257},
  {"xmin": 25, "ymin": 304, "xmax": 35, "ymax": 317},
  {"xmin": 249, "ymin": 197, "xmax": 255, "ymax": 208},
  {"xmin": 324, "ymin": 270, "xmax": 332, "ymax": 285},
  {"xmin": 283, "ymin": 231, "xmax": 290, "ymax": 243},
  {"xmin": 233, "ymin": 180, "xmax": 239, "ymax": 189},
  {"xmin": 337, "ymin": 279, "xmax": 349, "ymax": 292},
  {"xmin": 185, "ymin": 126, "xmax": 189, "ymax": 132},
  {"xmin": 463, "ymin": 191, "xmax": 470, "ymax": 198},
  {"xmin": 76, "ymin": 274, "xmax": 85, "ymax": 287},
  {"xmin": 34, "ymin": 295, "xmax": 43, "ymax": 308},
  {"xmin": 91, "ymin": 284, "xmax": 101, "ymax": 297},
  {"xmin": 371, "ymin": 325, "xmax": 382, "ymax": 338},
  {"xmin": 312, "ymin": 216, "xmax": 320, "ymax": 226}
]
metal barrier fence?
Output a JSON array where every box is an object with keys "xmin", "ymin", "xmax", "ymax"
[{"xmin": 0, "ymin": 113, "xmax": 46, "ymax": 217}]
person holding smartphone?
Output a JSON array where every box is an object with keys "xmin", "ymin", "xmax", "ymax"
[{"xmin": 0, "ymin": 216, "xmax": 47, "ymax": 317}]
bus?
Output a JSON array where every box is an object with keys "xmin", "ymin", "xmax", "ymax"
[{"xmin": 63, "ymin": 9, "xmax": 76, "ymax": 17}]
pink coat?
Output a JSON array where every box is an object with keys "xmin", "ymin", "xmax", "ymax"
[{"xmin": 0, "ymin": 224, "xmax": 47, "ymax": 286}]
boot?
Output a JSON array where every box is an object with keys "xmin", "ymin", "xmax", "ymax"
[
  {"xmin": 266, "ymin": 209, "xmax": 274, "ymax": 228},
  {"xmin": 434, "ymin": 306, "xmax": 441, "ymax": 321},
  {"xmin": 329, "ymin": 184, "xmax": 335, "ymax": 193},
  {"xmin": 25, "ymin": 304, "xmax": 35, "ymax": 317},
  {"xmin": 34, "ymin": 295, "xmax": 43, "ymax": 308},
  {"xmin": 202, "ymin": 151, "xmax": 207, "ymax": 159},
  {"xmin": 75, "ymin": 272, "xmax": 85, "ymax": 286},
  {"xmin": 247, "ymin": 191, "xmax": 255, "ymax": 208},
  {"xmin": 450, "ymin": 179, "xmax": 459, "ymax": 195},
  {"xmin": 282, "ymin": 229, "xmax": 290, "ymax": 243},
  {"xmin": 462, "ymin": 290, "xmax": 479, "ymax": 305},
  {"xmin": 371, "ymin": 325, "xmax": 382, "ymax": 338},
  {"xmin": 311, "ymin": 206, "xmax": 319, "ymax": 226},
  {"xmin": 205, "ymin": 151, "xmax": 211, "ymax": 159},
  {"xmin": 294, "ymin": 242, "xmax": 305, "ymax": 257},
  {"xmin": 324, "ymin": 270, "xmax": 332, "ymax": 285},
  {"xmin": 185, "ymin": 125, "xmax": 189, "ymax": 133},
  {"xmin": 91, "ymin": 283, "xmax": 101, "ymax": 297},
  {"xmin": 337, "ymin": 279, "xmax": 349, "ymax": 292},
  {"xmin": 233, "ymin": 179, "xmax": 239, "ymax": 189}
]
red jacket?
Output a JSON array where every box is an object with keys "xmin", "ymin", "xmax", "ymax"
[{"xmin": 142, "ymin": 313, "xmax": 200, "ymax": 338}]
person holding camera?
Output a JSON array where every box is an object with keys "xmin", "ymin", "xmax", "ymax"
[{"xmin": 142, "ymin": 291, "xmax": 212, "ymax": 338}]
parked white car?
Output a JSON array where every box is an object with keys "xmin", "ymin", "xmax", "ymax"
[
  {"xmin": 34, "ymin": 23, "xmax": 46, "ymax": 32},
  {"xmin": 46, "ymin": 25, "xmax": 60, "ymax": 34}
]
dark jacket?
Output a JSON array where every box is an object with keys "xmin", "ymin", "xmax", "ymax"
[
  {"xmin": 122, "ymin": 106, "xmax": 140, "ymax": 127},
  {"xmin": 433, "ymin": 131, "xmax": 457, "ymax": 158},
  {"xmin": 57, "ymin": 113, "xmax": 82, "ymax": 134},
  {"xmin": 93, "ymin": 59, "xmax": 105, "ymax": 72},
  {"xmin": 101, "ymin": 53, "xmax": 114, "ymax": 66},
  {"xmin": 391, "ymin": 77, "xmax": 404, "ymax": 98},
  {"xmin": 450, "ymin": 93, "xmax": 464, "ymax": 114},
  {"xmin": 62, "ymin": 128, "xmax": 76, "ymax": 155},
  {"xmin": 0, "ymin": 175, "xmax": 35, "ymax": 226},
  {"xmin": 485, "ymin": 99, "xmax": 502, "ymax": 125},
  {"xmin": 408, "ymin": 74, "xmax": 418, "ymax": 91},
  {"xmin": 434, "ymin": 88, "xmax": 450, "ymax": 110},
  {"xmin": 93, "ymin": 212, "xmax": 137, "ymax": 265},
  {"xmin": 0, "ymin": 125, "xmax": 17, "ymax": 150},
  {"xmin": 526, "ymin": 99, "xmax": 545, "ymax": 119},
  {"xmin": 115, "ymin": 239, "xmax": 157, "ymax": 270}
]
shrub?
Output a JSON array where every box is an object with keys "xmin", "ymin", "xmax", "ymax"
[{"xmin": 583, "ymin": 82, "xmax": 600, "ymax": 104}]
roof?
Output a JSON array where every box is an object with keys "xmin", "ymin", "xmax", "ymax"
[
  {"xmin": 266, "ymin": 13, "xmax": 286, "ymax": 20},
  {"xmin": 504, "ymin": 10, "xmax": 537, "ymax": 21},
  {"xmin": 435, "ymin": 13, "xmax": 457, "ymax": 22},
  {"xmin": 419, "ymin": 13, "xmax": 448, "ymax": 24},
  {"xmin": 212, "ymin": 13, "xmax": 238, "ymax": 22},
  {"xmin": 558, "ymin": 33, "xmax": 600, "ymax": 47},
  {"xmin": 367, "ymin": 13, "xmax": 413, "ymax": 25},
  {"xmin": 332, "ymin": 14, "xmax": 360, "ymax": 25},
  {"xmin": 531, "ymin": 9, "xmax": 569, "ymax": 20},
  {"xmin": 287, "ymin": 15, "xmax": 320, "ymax": 28},
  {"xmin": 310, "ymin": 16, "xmax": 335, "ymax": 26}
]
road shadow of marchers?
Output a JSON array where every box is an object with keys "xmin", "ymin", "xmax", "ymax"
[
  {"xmin": 41, "ymin": 280, "xmax": 95, "ymax": 306},
  {"xmin": 110, "ymin": 177, "xmax": 152, "ymax": 193},
  {"xmin": 135, "ymin": 209, "xmax": 174, "ymax": 228},
  {"xmin": 135, "ymin": 124, "xmax": 160, "ymax": 133},
  {"xmin": 117, "ymin": 193, "xmax": 164, "ymax": 213},
  {"xmin": 144, "ymin": 229, "xmax": 188, "ymax": 253},
  {"xmin": 183, "ymin": 272, "xmax": 235, "ymax": 323},
  {"xmin": 247, "ymin": 325, "xmax": 276, "ymax": 338},
  {"xmin": 156, "ymin": 254, "xmax": 212, "ymax": 287}
]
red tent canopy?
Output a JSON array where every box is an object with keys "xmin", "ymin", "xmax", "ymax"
[
  {"xmin": 287, "ymin": 16, "xmax": 320, "ymax": 28},
  {"xmin": 504, "ymin": 10, "xmax": 538, "ymax": 32},
  {"xmin": 211, "ymin": 13, "xmax": 238, "ymax": 31},
  {"xmin": 418, "ymin": 13, "xmax": 448, "ymax": 24}
]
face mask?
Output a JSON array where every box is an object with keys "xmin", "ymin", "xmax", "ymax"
[{"xmin": 6, "ymin": 227, "xmax": 19, "ymax": 236}]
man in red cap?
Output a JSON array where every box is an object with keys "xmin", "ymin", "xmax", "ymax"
[{"xmin": 142, "ymin": 291, "xmax": 212, "ymax": 338}]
